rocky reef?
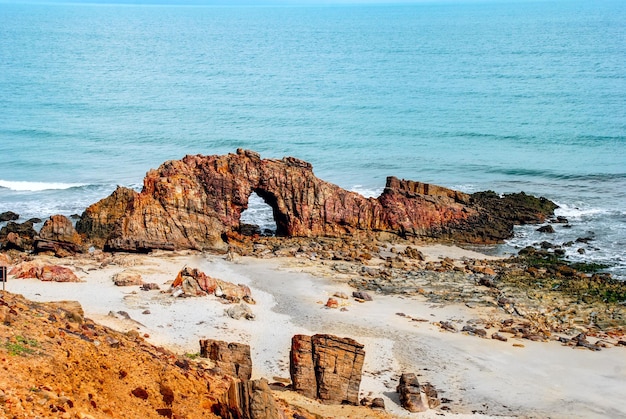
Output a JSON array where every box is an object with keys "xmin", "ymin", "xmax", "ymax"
[{"xmin": 74, "ymin": 149, "xmax": 556, "ymax": 252}]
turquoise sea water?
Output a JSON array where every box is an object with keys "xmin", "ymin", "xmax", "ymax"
[{"xmin": 1, "ymin": 1, "xmax": 625, "ymax": 277}]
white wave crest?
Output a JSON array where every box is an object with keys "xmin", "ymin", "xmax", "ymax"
[
  {"xmin": 555, "ymin": 203, "xmax": 608, "ymax": 219},
  {"xmin": 350, "ymin": 185, "xmax": 383, "ymax": 198},
  {"xmin": 0, "ymin": 180, "xmax": 85, "ymax": 192}
]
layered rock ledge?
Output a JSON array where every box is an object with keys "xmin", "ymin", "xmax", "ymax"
[{"xmin": 75, "ymin": 149, "xmax": 556, "ymax": 252}]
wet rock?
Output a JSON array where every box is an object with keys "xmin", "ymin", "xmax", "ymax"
[
  {"xmin": 199, "ymin": 339, "xmax": 252, "ymax": 380},
  {"xmin": 290, "ymin": 334, "xmax": 365, "ymax": 405},
  {"xmin": 0, "ymin": 211, "xmax": 19, "ymax": 222},
  {"xmin": 0, "ymin": 220, "xmax": 37, "ymax": 251},
  {"xmin": 537, "ymin": 225, "xmax": 555, "ymax": 234}
]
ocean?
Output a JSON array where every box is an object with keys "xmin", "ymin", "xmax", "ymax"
[{"xmin": 0, "ymin": 1, "xmax": 624, "ymax": 278}]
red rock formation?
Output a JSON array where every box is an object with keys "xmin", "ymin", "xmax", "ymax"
[
  {"xmin": 77, "ymin": 149, "xmax": 557, "ymax": 252},
  {"xmin": 290, "ymin": 334, "xmax": 365, "ymax": 405},
  {"xmin": 9, "ymin": 261, "xmax": 80, "ymax": 282},
  {"xmin": 219, "ymin": 378, "xmax": 281, "ymax": 419},
  {"xmin": 199, "ymin": 339, "xmax": 252, "ymax": 381},
  {"xmin": 35, "ymin": 215, "xmax": 83, "ymax": 256}
]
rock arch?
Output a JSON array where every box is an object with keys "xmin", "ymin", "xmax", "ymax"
[{"xmin": 76, "ymin": 149, "xmax": 557, "ymax": 252}]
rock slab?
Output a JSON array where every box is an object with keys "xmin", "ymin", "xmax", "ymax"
[{"xmin": 290, "ymin": 334, "xmax": 365, "ymax": 405}]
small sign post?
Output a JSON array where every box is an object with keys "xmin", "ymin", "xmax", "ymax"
[{"xmin": 0, "ymin": 265, "xmax": 7, "ymax": 292}]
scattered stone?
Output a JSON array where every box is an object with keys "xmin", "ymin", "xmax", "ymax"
[
  {"xmin": 461, "ymin": 325, "xmax": 487, "ymax": 337},
  {"xmin": 131, "ymin": 387, "xmax": 149, "ymax": 400},
  {"xmin": 140, "ymin": 283, "xmax": 160, "ymax": 291},
  {"xmin": 225, "ymin": 303, "xmax": 255, "ymax": 320},
  {"xmin": 439, "ymin": 321, "xmax": 458, "ymax": 333},
  {"xmin": 491, "ymin": 333, "xmax": 508, "ymax": 342},
  {"xmin": 325, "ymin": 298, "xmax": 339, "ymax": 308},
  {"xmin": 397, "ymin": 373, "xmax": 428, "ymax": 413},
  {"xmin": 112, "ymin": 270, "xmax": 143, "ymax": 286},
  {"xmin": 352, "ymin": 291, "xmax": 373, "ymax": 301},
  {"xmin": 333, "ymin": 291, "xmax": 349, "ymax": 299}
]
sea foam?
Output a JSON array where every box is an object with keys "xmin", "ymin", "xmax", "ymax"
[{"xmin": 0, "ymin": 180, "xmax": 86, "ymax": 192}]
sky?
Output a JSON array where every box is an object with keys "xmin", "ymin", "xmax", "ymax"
[{"xmin": 0, "ymin": 0, "xmax": 516, "ymax": 4}]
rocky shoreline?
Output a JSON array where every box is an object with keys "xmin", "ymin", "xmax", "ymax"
[{"xmin": 1, "ymin": 150, "xmax": 625, "ymax": 418}]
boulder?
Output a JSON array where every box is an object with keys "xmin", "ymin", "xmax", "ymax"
[
  {"xmin": 77, "ymin": 150, "xmax": 557, "ymax": 252},
  {"xmin": 0, "ymin": 221, "xmax": 37, "ymax": 251},
  {"xmin": 9, "ymin": 261, "xmax": 80, "ymax": 282},
  {"xmin": 35, "ymin": 215, "xmax": 83, "ymax": 256},
  {"xmin": 397, "ymin": 373, "xmax": 428, "ymax": 413},
  {"xmin": 219, "ymin": 378, "xmax": 280, "ymax": 419},
  {"xmin": 199, "ymin": 339, "xmax": 252, "ymax": 381},
  {"xmin": 290, "ymin": 334, "xmax": 365, "ymax": 405},
  {"xmin": 112, "ymin": 270, "xmax": 143, "ymax": 286},
  {"xmin": 171, "ymin": 267, "xmax": 254, "ymax": 303},
  {"xmin": 225, "ymin": 303, "xmax": 255, "ymax": 320},
  {"xmin": 0, "ymin": 211, "xmax": 19, "ymax": 222}
]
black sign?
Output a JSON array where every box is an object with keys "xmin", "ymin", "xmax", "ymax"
[{"xmin": 0, "ymin": 266, "xmax": 6, "ymax": 282}]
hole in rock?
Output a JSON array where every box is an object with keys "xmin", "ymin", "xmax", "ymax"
[{"xmin": 239, "ymin": 192, "xmax": 277, "ymax": 237}]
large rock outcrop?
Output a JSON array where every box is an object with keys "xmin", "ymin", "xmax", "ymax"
[
  {"xmin": 77, "ymin": 149, "xmax": 557, "ymax": 252},
  {"xmin": 199, "ymin": 339, "xmax": 252, "ymax": 381},
  {"xmin": 290, "ymin": 334, "xmax": 365, "ymax": 405},
  {"xmin": 218, "ymin": 378, "xmax": 281, "ymax": 419}
]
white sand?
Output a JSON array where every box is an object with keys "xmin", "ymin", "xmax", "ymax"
[{"xmin": 5, "ymin": 247, "xmax": 626, "ymax": 418}]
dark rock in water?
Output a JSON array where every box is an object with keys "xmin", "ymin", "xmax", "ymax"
[
  {"xmin": 76, "ymin": 150, "xmax": 558, "ymax": 252},
  {"xmin": 540, "ymin": 241, "xmax": 555, "ymax": 249},
  {"xmin": 537, "ymin": 225, "xmax": 555, "ymax": 233},
  {"xmin": 238, "ymin": 223, "xmax": 261, "ymax": 237},
  {"xmin": 0, "ymin": 220, "xmax": 36, "ymax": 251},
  {"xmin": 577, "ymin": 248, "xmax": 586, "ymax": 254},
  {"xmin": 576, "ymin": 237, "xmax": 594, "ymax": 244},
  {"xmin": 554, "ymin": 248, "xmax": 566, "ymax": 257},
  {"xmin": 0, "ymin": 211, "xmax": 19, "ymax": 222},
  {"xmin": 555, "ymin": 216, "xmax": 569, "ymax": 224},
  {"xmin": 27, "ymin": 217, "xmax": 42, "ymax": 224},
  {"xmin": 397, "ymin": 373, "xmax": 428, "ymax": 413}
]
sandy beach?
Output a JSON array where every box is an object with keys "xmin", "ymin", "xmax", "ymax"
[{"xmin": 5, "ymin": 246, "xmax": 626, "ymax": 419}]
